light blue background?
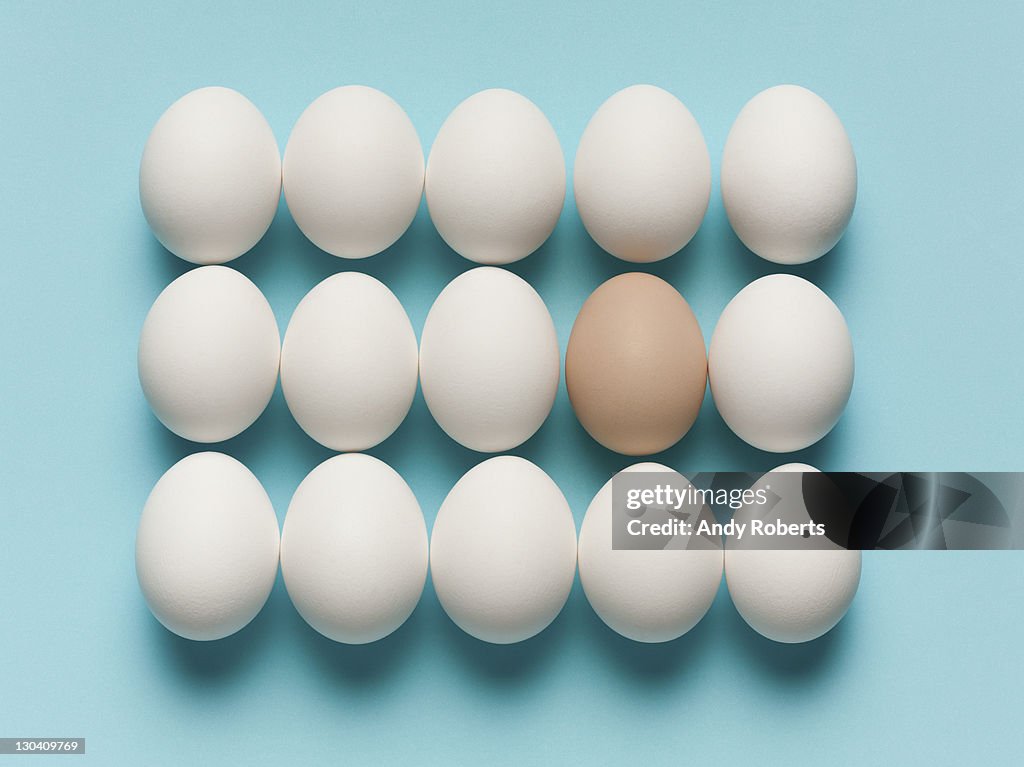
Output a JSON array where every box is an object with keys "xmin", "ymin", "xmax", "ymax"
[{"xmin": 2, "ymin": 1, "xmax": 1023, "ymax": 764}]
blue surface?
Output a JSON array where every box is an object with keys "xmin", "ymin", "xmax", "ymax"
[{"xmin": 2, "ymin": 1, "xmax": 1023, "ymax": 764}]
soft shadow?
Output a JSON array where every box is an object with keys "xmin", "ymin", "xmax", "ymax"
[
  {"xmin": 291, "ymin": 207, "xmax": 430, "ymax": 289},
  {"xmin": 563, "ymin": 207, "xmax": 712, "ymax": 292},
  {"xmin": 727, "ymin": 597, "xmax": 853, "ymax": 682},
  {"xmin": 651, "ymin": 375, "xmax": 849, "ymax": 474},
  {"xmin": 151, "ymin": 588, "xmax": 278, "ymax": 683},
  {"xmin": 373, "ymin": 389, "xmax": 480, "ymax": 477},
  {"xmin": 643, "ymin": 217, "xmax": 712, "ymax": 290},
  {"xmin": 582, "ymin": 581, "xmax": 719, "ymax": 685},
  {"xmin": 502, "ymin": 220, "xmax": 561, "ymax": 286},
  {"xmin": 659, "ymin": 396, "xmax": 770, "ymax": 472},
  {"xmin": 517, "ymin": 396, "xmax": 633, "ymax": 482},
  {"xmin": 145, "ymin": 231, "xmax": 191, "ymax": 290},
  {"xmin": 432, "ymin": 584, "xmax": 570, "ymax": 684},
  {"xmin": 143, "ymin": 205, "xmax": 289, "ymax": 290},
  {"xmin": 716, "ymin": 213, "xmax": 851, "ymax": 294},
  {"xmin": 146, "ymin": 386, "xmax": 332, "ymax": 474},
  {"xmin": 289, "ymin": 597, "xmax": 424, "ymax": 687},
  {"xmin": 572, "ymin": 219, "xmax": 639, "ymax": 285},
  {"xmin": 199, "ymin": 197, "xmax": 455, "ymax": 306}
]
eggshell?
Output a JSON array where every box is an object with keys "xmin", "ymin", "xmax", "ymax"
[
  {"xmin": 574, "ymin": 85, "xmax": 711, "ymax": 263},
  {"xmin": 430, "ymin": 457, "xmax": 577, "ymax": 644},
  {"xmin": 425, "ymin": 89, "xmax": 565, "ymax": 264},
  {"xmin": 725, "ymin": 464, "xmax": 862, "ymax": 643},
  {"xmin": 136, "ymin": 452, "xmax": 280, "ymax": 641},
  {"xmin": 578, "ymin": 463, "xmax": 722, "ymax": 642},
  {"xmin": 722, "ymin": 84, "xmax": 857, "ymax": 264},
  {"xmin": 708, "ymin": 274, "xmax": 853, "ymax": 452},
  {"xmin": 138, "ymin": 266, "xmax": 280, "ymax": 443},
  {"xmin": 280, "ymin": 272, "xmax": 417, "ymax": 451},
  {"xmin": 280, "ymin": 454, "xmax": 428, "ymax": 644},
  {"xmin": 419, "ymin": 267, "xmax": 559, "ymax": 452},
  {"xmin": 565, "ymin": 273, "xmax": 706, "ymax": 455},
  {"xmin": 283, "ymin": 86, "xmax": 424, "ymax": 258},
  {"xmin": 140, "ymin": 87, "xmax": 281, "ymax": 265}
]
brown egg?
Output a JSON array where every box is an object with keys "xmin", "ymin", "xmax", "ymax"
[{"xmin": 566, "ymin": 273, "xmax": 707, "ymax": 455}]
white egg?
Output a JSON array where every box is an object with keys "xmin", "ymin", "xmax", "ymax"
[
  {"xmin": 136, "ymin": 452, "xmax": 280, "ymax": 641},
  {"xmin": 725, "ymin": 464, "xmax": 862, "ymax": 643},
  {"xmin": 419, "ymin": 267, "xmax": 559, "ymax": 452},
  {"xmin": 574, "ymin": 85, "xmax": 711, "ymax": 263},
  {"xmin": 283, "ymin": 86, "xmax": 424, "ymax": 259},
  {"xmin": 280, "ymin": 272, "xmax": 417, "ymax": 451},
  {"xmin": 140, "ymin": 87, "xmax": 281, "ymax": 265},
  {"xmin": 722, "ymin": 84, "xmax": 857, "ymax": 264},
  {"xmin": 430, "ymin": 457, "xmax": 577, "ymax": 644},
  {"xmin": 709, "ymin": 274, "xmax": 853, "ymax": 452},
  {"xmin": 578, "ymin": 463, "xmax": 722, "ymax": 643},
  {"xmin": 138, "ymin": 266, "xmax": 280, "ymax": 443},
  {"xmin": 280, "ymin": 454, "xmax": 428, "ymax": 644},
  {"xmin": 425, "ymin": 89, "xmax": 565, "ymax": 264}
]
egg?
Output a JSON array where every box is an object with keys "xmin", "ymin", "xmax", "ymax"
[
  {"xmin": 425, "ymin": 89, "xmax": 565, "ymax": 264},
  {"xmin": 135, "ymin": 452, "xmax": 280, "ymax": 641},
  {"xmin": 578, "ymin": 463, "xmax": 722, "ymax": 642},
  {"xmin": 140, "ymin": 87, "xmax": 281, "ymax": 265},
  {"xmin": 280, "ymin": 454, "xmax": 428, "ymax": 644},
  {"xmin": 280, "ymin": 272, "xmax": 417, "ymax": 451},
  {"xmin": 725, "ymin": 463, "xmax": 862, "ymax": 643},
  {"xmin": 430, "ymin": 457, "xmax": 577, "ymax": 644},
  {"xmin": 721, "ymin": 84, "xmax": 857, "ymax": 264},
  {"xmin": 566, "ymin": 273, "xmax": 707, "ymax": 455},
  {"xmin": 283, "ymin": 86, "xmax": 424, "ymax": 258},
  {"xmin": 708, "ymin": 274, "xmax": 853, "ymax": 452},
  {"xmin": 138, "ymin": 266, "xmax": 280, "ymax": 443},
  {"xmin": 419, "ymin": 267, "xmax": 559, "ymax": 452},
  {"xmin": 574, "ymin": 85, "xmax": 711, "ymax": 263}
]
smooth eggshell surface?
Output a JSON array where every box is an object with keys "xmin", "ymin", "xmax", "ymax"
[
  {"xmin": 419, "ymin": 267, "xmax": 559, "ymax": 452},
  {"xmin": 283, "ymin": 86, "xmax": 424, "ymax": 258},
  {"xmin": 136, "ymin": 452, "xmax": 280, "ymax": 641},
  {"xmin": 721, "ymin": 84, "xmax": 857, "ymax": 264},
  {"xmin": 725, "ymin": 464, "xmax": 862, "ymax": 643},
  {"xmin": 280, "ymin": 454, "xmax": 428, "ymax": 644},
  {"xmin": 280, "ymin": 272, "xmax": 418, "ymax": 451},
  {"xmin": 425, "ymin": 89, "xmax": 565, "ymax": 264},
  {"xmin": 138, "ymin": 266, "xmax": 280, "ymax": 443},
  {"xmin": 430, "ymin": 457, "xmax": 577, "ymax": 644},
  {"xmin": 574, "ymin": 84, "xmax": 711, "ymax": 263},
  {"xmin": 566, "ymin": 273, "xmax": 707, "ymax": 455},
  {"xmin": 708, "ymin": 274, "xmax": 853, "ymax": 453},
  {"xmin": 140, "ymin": 87, "xmax": 281, "ymax": 265},
  {"xmin": 578, "ymin": 463, "xmax": 723, "ymax": 642}
]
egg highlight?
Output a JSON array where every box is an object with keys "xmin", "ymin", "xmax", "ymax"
[
  {"xmin": 280, "ymin": 272, "xmax": 418, "ymax": 451},
  {"xmin": 425, "ymin": 89, "xmax": 565, "ymax": 264},
  {"xmin": 721, "ymin": 84, "xmax": 857, "ymax": 264},
  {"xmin": 578, "ymin": 463, "xmax": 723, "ymax": 642},
  {"xmin": 138, "ymin": 266, "xmax": 280, "ymax": 443},
  {"xmin": 725, "ymin": 463, "xmax": 862, "ymax": 643},
  {"xmin": 708, "ymin": 274, "xmax": 853, "ymax": 453},
  {"xmin": 136, "ymin": 452, "xmax": 280, "ymax": 641},
  {"xmin": 574, "ymin": 84, "xmax": 711, "ymax": 263},
  {"xmin": 283, "ymin": 86, "xmax": 424, "ymax": 258},
  {"xmin": 430, "ymin": 457, "xmax": 577, "ymax": 644},
  {"xmin": 566, "ymin": 273, "xmax": 707, "ymax": 455},
  {"xmin": 281, "ymin": 454, "xmax": 428, "ymax": 644},
  {"xmin": 419, "ymin": 267, "xmax": 559, "ymax": 452},
  {"xmin": 140, "ymin": 87, "xmax": 281, "ymax": 265}
]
